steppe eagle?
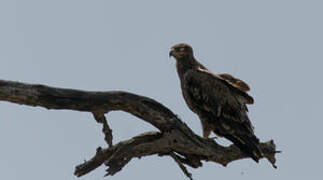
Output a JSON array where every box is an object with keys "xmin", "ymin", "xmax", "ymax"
[{"xmin": 169, "ymin": 43, "xmax": 262, "ymax": 162}]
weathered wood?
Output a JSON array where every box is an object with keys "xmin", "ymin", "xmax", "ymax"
[{"xmin": 0, "ymin": 80, "xmax": 279, "ymax": 179}]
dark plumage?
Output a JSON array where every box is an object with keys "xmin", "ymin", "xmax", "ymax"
[{"xmin": 169, "ymin": 43, "xmax": 262, "ymax": 162}]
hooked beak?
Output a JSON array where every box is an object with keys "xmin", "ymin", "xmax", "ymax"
[{"xmin": 169, "ymin": 48, "xmax": 174, "ymax": 58}]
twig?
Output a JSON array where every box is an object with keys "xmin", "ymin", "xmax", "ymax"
[
  {"xmin": 93, "ymin": 112, "xmax": 113, "ymax": 147},
  {"xmin": 170, "ymin": 152, "xmax": 193, "ymax": 180}
]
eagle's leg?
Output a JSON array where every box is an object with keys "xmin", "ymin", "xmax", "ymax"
[
  {"xmin": 201, "ymin": 118, "xmax": 213, "ymax": 139},
  {"xmin": 203, "ymin": 129, "xmax": 212, "ymax": 139}
]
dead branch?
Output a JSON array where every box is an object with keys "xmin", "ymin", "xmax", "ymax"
[
  {"xmin": 0, "ymin": 80, "xmax": 279, "ymax": 179},
  {"xmin": 92, "ymin": 112, "xmax": 113, "ymax": 147}
]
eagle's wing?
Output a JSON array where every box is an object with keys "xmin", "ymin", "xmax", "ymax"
[
  {"xmin": 197, "ymin": 62, "xmax": 251, "ymax": 93},
  {"xmin": 183, "ymin": 68, "xmax": 262, "ymax": 161},
  {"xmin": 218, "ymin": 73, "xmax": 251, "ymax": 93},
  {"xmin": 184, "ymin": 68, "xmax": 253, "ymax": 128}
]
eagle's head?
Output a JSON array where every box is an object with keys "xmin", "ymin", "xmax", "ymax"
[{"xmin": 169, "ymin": 43, "xmax": 194, "ymax": 60}]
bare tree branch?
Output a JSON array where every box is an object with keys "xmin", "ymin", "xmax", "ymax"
[
  {"xmin": 0, "ymin": 80, "xmax": 279, "ymax": 178},
  {"xmin": 92, "ymin": 112, "xmax": 113, "ymax": 147}
]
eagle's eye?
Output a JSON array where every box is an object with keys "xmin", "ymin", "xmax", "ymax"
[{"xmin": 179, "ymin": 47, "xmax": 185, "ymax": 52}]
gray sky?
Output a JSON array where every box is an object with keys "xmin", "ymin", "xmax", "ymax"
[{"xmin": 1, "ymin": 0, "xmax": 322, "ymax": 179}]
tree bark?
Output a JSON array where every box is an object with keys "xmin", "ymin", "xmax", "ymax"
[{"xmin": 0, "ymin": 80, "xmax": 279, "ymax": 179}]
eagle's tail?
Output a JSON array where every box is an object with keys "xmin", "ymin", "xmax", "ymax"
[{"xmin": 225, "ymin": 134, "xmax": 263, "ymax": 163}]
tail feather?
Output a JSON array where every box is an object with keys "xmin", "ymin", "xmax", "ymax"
[{"xmin": 225, "ymin": 134, "xmax": 262, "ymax": 163}]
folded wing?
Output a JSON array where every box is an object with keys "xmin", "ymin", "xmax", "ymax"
[{"xmin": 183, "ymin": 68, "xmax": 262, "ymax": 162}]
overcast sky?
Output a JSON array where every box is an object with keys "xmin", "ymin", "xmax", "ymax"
[{"xmin": 1, "ymin": 0, "xmax": 322, "ymax": 179}]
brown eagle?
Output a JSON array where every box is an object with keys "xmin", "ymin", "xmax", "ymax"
[{"xmin": 169, "ymin": 43, "xmax": 262, "ymax": 162}]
